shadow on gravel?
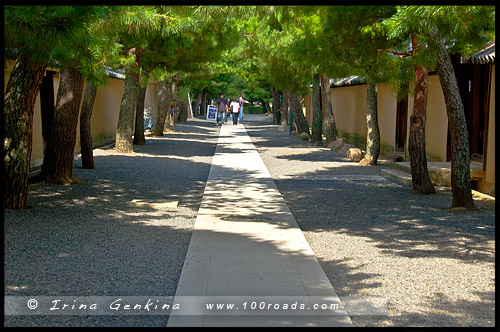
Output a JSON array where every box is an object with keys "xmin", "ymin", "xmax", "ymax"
[
  {"xmin": 4, "ymin": 116, "xmax": 494, "ymax": 327},
  {"xmin": 244, "ymin": 115, "xmax": 495, "ymax": 327},
  {"xmin": 381, "ymin": 289, "xmax": 496, "ymax": 327},
  {"xmin": 351, "ymin": 288, "xmax": 496, "ymax": 327},
  {"xmin": 275, "ymin": 178, "xmax": 495, "ymax": 264},
  {"xmin": 4, "ymin": 185, "xmax": 195, "ymax": 326},
  {"xmin": 4, "ymin": 118, "xmax": 219, "ymax": 327},
  {"xmin": 244, "ymin": 116, "xmax": 495, "ymax": 265}
]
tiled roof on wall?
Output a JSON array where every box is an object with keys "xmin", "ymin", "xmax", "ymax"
[
  {"xmin": 105, "ymin": 68, "xmax": 126, "ymax": 80},
  {"xmin": 470, "ymin": 41, "xmax": 495, "ymax": 64},
  {"xmin": 330, "ymin": 75, "xmax": 367, "ymax": 88}
]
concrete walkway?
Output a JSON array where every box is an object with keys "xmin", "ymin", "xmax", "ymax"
[{"xmin": 167, "ymin": 122, "xmax": 353, "ymax": 327}]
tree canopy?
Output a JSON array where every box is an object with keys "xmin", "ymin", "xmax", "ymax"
[{"xmin": 3, "ymin": 5, "xmax": 495, "ymax": 209}]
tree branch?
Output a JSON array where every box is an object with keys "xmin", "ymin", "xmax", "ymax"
[{"xmin": 380, "ymin": 49, "xmax": 414, "ymax": 58}]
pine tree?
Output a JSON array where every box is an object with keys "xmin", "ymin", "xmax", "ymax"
[
  {"xmin": 41, "ymin": 62, "xmax": 86, "ymax": 184},
  {"xmin": 383, "ymin": 7, "xmax": 437, "ymax": 194},
  {"xmin": 320, "ymin": 73, "xmax": 338, "ymax": 148},
  {"xmin": 384, "ymin": 5, "xmax": 494, "ymax": 207},
  {"xmin": 359, "ymin": 79, "xmax": 381, "ymax": 166},
  {"xmin": 110, "ymin": 6, "xmax": 166, "ymax": 153},
  {"xmin": 311, "ymin": 74, "xmax": 322, "ymax": 143},
  {"xmin": 133, "ymin": 72, "xmax": 149, "ymax": 145},
  {"xmin": 40, "ymin": 6, "xmax": 112, "ymax": 183},
  {"xmin": 425, "ymin": 6, "xmax": 494, "ymax": 209},
  {"xmin": 3, "ymin": 6, "xmax": 105, "ymax": 208},
  {"xmin": 80, "ymin": 80, "xmax": 98, "ymax": 169}
]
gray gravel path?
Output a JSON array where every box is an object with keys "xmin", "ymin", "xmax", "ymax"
[
  {"xmin": 4, "ymin": 118, "xmax": 219, "ymax": 327},
  {"xmin": 5, "ymin": 114, "xmax": 495, "ymax": 327},
  {"xmin": 244, "ymin": 114, "xmax": 495, "ymax": 327}
]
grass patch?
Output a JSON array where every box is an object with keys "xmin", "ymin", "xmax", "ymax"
[
  {"xmin": 337, "ymin": 129, "xmax": 445, "ymax": 161},
  {"xmin": 337, "ymin": 129, "xmax": 395, "ymax": 156}
]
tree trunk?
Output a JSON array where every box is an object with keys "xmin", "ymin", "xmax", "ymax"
[
  {"xmin": 133, "ymin": 73, "xmax": 148, "ymax": 146},
  {"xmin": 4, "ymin": 56, "xmax": 47, "ymax": 209},
  {"xmin": 289, "ymin": 94, "xmax": 310, "ymax": 137},
  {"xmin": 153, "ymin": 79, "xmax": 170, "ymax": 136},
  {"xmin": 194, "ymin": 92, "xmax": 202, "ymax": 116},
  {"xmin": 430, "ymin": 29, "xmax": 475, "ymax": 209},
  {"xmin": 281, "ymin": 91, "xmax": 290, "ymax": 126},
  {"xmin": 200, "ymin": 90, "xmax": 207, "ymax": 116},
  {"xmin": 41, "ymin": 63, "xmax": 85, "ymax": 184},
  {"xmin": 272, "ymin": 87, "xmax": 281, "ymax": 125},
  {"xmin": 177, "ymin": 101, "xmax": 188, "ymax": 122},
  {"xmin": 170, "ymin": 73, "xmax": 180, "ymax": 126},
  {"xmin": 264, "ymin": 101, "xmax": 271, "ymax": 114},
  {"xmin": 320, "ymin": 73, "xmax": 338, "ymax": 148},
  {"xmin": 153, "ymin": 75, "xmax": 177, "ymax": 136},
  {"xmin": 311, "ymin": 74, "xmax": 322, "ymax": 143},
  {"xmin": 80, "ymin": 80, "xmax": 98, "ymax": 169},
  {"xmin": 359, "ymin": 79, "xmax": 381, "ymax": 166},
  {"xmin": 170, "ymin": 75, "xmax": 180, "ymax": 129},
  {"xmin": 41, "ymin": 72, "xmax": 55, "ymax": 151},
  {"xmin": 409, "ymin": 34, "xmax": 436, "ymax": 194},
  {"xmin": 115, "ymin": 47, "xmax": 142, "ymax": 153},
  {"xmin": 187, "ymin": 91, "xmax": 193, "ymax": 119}
]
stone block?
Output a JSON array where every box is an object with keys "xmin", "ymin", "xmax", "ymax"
[
  {"xmin": 347, "ymin": 148, "xmax": 363, "ymax": 162},
  {"xmin": 340, "ymin": 143, "xmax": 356, "ymax": 155},
  {"xmin": 330, "ymin": 138, "xmax": 344, "ymax": 152},
  {"xmin": 300, "ymin": 132, "xmax": 310, "ymax": 141}
]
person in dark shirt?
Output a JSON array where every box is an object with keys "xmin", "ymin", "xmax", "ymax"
[{"xmin": 216, "ymin": 93, "xmax": 228, "ymax": 126}]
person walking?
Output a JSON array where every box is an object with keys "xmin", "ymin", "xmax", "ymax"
[
  {"xmin": 226, "ymin": 98, "xmax": 231, "ymax": 121},
  {"xmin": 238, "ymin": 93, "xmax": 250, "ymax": 124},
  {"xmin": 216, "ymin": 93, "xmax": 227, "ymax": 126},
  {"xmin": 230, "ymin": 98, "xmax": 240, "ymax": 125}
]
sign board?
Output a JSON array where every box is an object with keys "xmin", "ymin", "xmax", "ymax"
[{"xmin": 206, "ymin": 105, "xmax": 217, "ymax": 122}]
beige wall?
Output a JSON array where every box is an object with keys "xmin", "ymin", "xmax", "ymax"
[
  {"xmin": 303, "ymin": 71, "xmax": 495, "ymax": 193},
  {"xmin": 377, "ymin": 83, "xmax": 397, "ymax": 150},
  {"xmin": 311, "ymin": 83, "xmax": 397, "ymax": 151},
  {"xmin": 4, "ymin": 60, "xmax": 159, "ymax": 168},
  {"xmin": 4, "ymin": 60, "xmax": 48, "ymax": 167},
  {"xmin": 46, "ymin": 74, "xmax": 125, "ymax": 161},
  {"xmin": 331, "ymin": 84, "xmax": 367, "ymax": 138},
  {"xmin": 79, "ymin": 78, "xmax": 125, "ymax": 150},
  {"xmin": 304, "ymin": 76, "xmax": 452, "ymax": 161},
  {"xmin": 420, "ymin": 74, "xmax": 448, "ymax": 161},
  {"xmin": 31, "ymin": 93, "xmax": 44, "ymax": 166},
  {"xmin": 145, "ymin": 82, "xmax": 159, "ymax": 119},
  {"xmin": 482, "ymin": 65, "xmax": 495, "ymax": 194}
]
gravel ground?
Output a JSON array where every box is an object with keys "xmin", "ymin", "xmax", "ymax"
[
  {"xmin": 5, "ymin": 114, "xmax": 495, "ymax": 327},
  {"xmin": 4, "ymin": 118, "xmax": 219, "ymax": 327},
  {"xmin": 244, "ymin": 114, "xmax": 495, "ymax": 327}
]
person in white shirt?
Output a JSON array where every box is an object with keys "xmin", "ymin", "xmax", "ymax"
[{"xmin": 230, "ymin": 98, "xmax": 240, "ymax": 125}]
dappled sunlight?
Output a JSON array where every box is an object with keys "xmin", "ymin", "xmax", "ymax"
[
  {"xmin": 6, "ymin": 285, "xmax": 29, "ymax": 291},
  {"xmin": 4, "ymin": 118, "xmax": 219, "ymax": 307},
  {"xmin": 130, "ymin": 199, "xmax": 179, "ymax": 209},
  {"xmin": 5, "ymin": 116, "xmax": 494, "ymax": 327},
  {"xmin": 93, "ymin": 149, "xmax": 214, "ymax": 163},
  {"xmin": 168, "ymin": 118, "xmax": 354, "ymax": 328},
  {"xmin": 308, "ymin": 229, "xmax": 494, "ymax": 326}
]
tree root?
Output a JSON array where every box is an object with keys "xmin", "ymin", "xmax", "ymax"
[
  {"xmin": 44, "ymin": 176, "xmax": 87, "ymax": 185},
  {"xmin": 358, "ymin": 156, "xmax": 375, "ymax": 166}
]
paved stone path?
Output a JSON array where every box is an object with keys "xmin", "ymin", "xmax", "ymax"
[{"xmin": 167, "ymin": 122, "xmax": 353, "ymax": 327}]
